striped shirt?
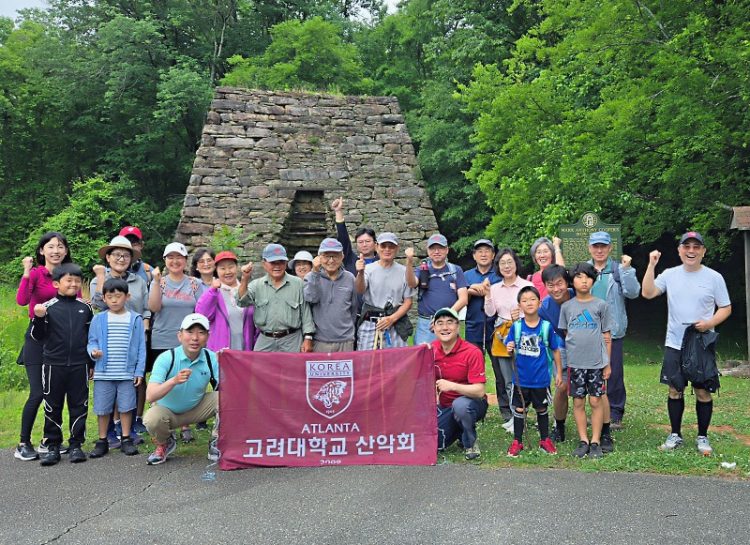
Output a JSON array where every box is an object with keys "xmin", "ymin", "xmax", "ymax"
[{"xmin": 94, "ymin": 311, "xmax": 132, "ymax": 380}]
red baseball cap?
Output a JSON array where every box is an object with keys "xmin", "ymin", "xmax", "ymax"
[
  {"xmin": 119, "ymin": 226, "xmax": 143, "ymax": 240},
  {"xmin": 215, "ymin": 250, "xmax": 238, "ymax": 264}
]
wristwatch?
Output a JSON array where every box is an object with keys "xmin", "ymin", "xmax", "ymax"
[{"xmin": 304, "ymin": 334, "xmax": 314, "ymax": 340}]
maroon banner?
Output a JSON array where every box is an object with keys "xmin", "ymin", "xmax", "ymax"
[{"xmin": 217, "ymin": 345, "xmax": 437, "ymax": 469}]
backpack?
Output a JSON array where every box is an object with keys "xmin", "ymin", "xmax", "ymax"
[
  {"xmin": 165, "ymin": 348, "xmax": 218, "ymax": 390},
  {"xmin": 512, "ymin": 319, "xmax": 554, "ymax": 375},
  {"xmin": 418, "ymin": 261, "xmax": 459, "ymax": 302}
]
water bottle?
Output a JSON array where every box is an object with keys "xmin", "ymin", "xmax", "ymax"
[{"xmin": 418, "ymin": 261, "xmax": 430, "ymax": 290}]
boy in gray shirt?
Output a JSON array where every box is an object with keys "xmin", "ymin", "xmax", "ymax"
[{"xmin": 559, "ymin": 263, "xmax": 613, "ymax": 459}]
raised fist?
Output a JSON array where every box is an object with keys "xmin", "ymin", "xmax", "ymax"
[
  {"xmin": 621, "ymin": 254, "xmax": 632, "ymax": 268},
  {"xmin": 241, "ymin": 262, "xmax": 254, "ymax": 278},
  {"xmin": 211, "ymin": 277, "xmax": 222, "ymax": 290},
  {"xmin": 33, "ymin": 304, "xmax": 47, "ymax": 318},
  {"xmin": 93, "ymin": 264, "xmax": 106, "ymax": 277},
  {"xmin": 553, "ymin": 236, "xmax": 562, "ymax": 247},
  {"xmin": 151, "ymin": 267, "xmax": 161, "ymax": 280},
  {"xmin": 404, "ymin": 247, "xmax": 415, "ymax": 260},
  {"xmin": 331, "ymin": 197, "xmax": 344, "ymax": 211},
  {"xmin": 648, "ymin": 250, "xmax": 661, "ymax": 267},
  {"xmin": 22, "ymin": 256, "xmax": 34, "ymax": 272},
  {"xmin": 312, "ymin": 256, "xmax": 321, "ymax": 271}
]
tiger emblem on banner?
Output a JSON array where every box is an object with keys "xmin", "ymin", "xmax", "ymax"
[{"xmin": 306, "ymin": 360, "xmax": 354, "ymax": 419}]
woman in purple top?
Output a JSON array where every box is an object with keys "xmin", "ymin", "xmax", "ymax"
[
  {"xmin": 195, "ymin": 251, "xmax": 257, "ymax": 352},
  {"xmin": 14, "ymin": 232, "xmax": 74, "ymax": 461}
]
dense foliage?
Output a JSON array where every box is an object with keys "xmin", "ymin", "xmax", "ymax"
[{"xmin": 1, "ymin": 0, "xmax": 748, "ymax": 271}]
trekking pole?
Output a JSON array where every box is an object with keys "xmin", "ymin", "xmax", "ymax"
[{"xmin": 510, "ymin": 350, "xmax": 531, "ymax": 446}]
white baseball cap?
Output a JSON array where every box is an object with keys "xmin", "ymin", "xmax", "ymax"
[
  {"xmin": 180, "ymin": 313, "xmax": 210, "ymax": 331},
  {"xmin": 163, "ymin": 242, "xmax": 188, "ymax": 257}
]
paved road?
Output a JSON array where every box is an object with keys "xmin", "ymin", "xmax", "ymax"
[{"xmin": 2, "ymin": 450, "xmax": 748, "ymax": 545}]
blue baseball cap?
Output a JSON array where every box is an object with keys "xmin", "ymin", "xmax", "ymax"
[
  {"xmin": 427, "ymin": 233, "xmax": 448, "ymax": 248},
  {"xmin": 262, "ymin": 243, "xmax": 288, "ymax": 262},
  {"xmin": 588, "ymin": 231, "xmax": 611, "ymax": 245},
  {"xmin": 318, "ymin": 238, "xmax": 343, "ymax": 254}
]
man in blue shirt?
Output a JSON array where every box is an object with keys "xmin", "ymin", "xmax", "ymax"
[
  {"xmin": 463, "ymin": 239, "xmax": 501, "ymax": 353},
  {"xmin": 144, "ymin": 313, "xmax": 219, "ymax": 465}
]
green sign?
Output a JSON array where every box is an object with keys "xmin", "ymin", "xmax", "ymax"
[{"xmin": 559, "ymin": 212, "xmax": 622, "ymax": 265}]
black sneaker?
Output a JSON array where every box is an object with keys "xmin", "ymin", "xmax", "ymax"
[
  {"xmin": 68, "ymin": 447, "xmax": 87, "ymax": 463},
  {"xmin": 88, "ymin": 439, "xmax": 109, "ymax": 459},
  {"xmin": 120, "ymin": 437, "xmax": 139, "ymax": 456},
  {"xmin": 572, "ymin": 441, "xmax": 589, "ymax": 458},
  {"xmin": 196, "ymin": 421, "xmax": 209, "ymax": 431},
  {"xmin": 551, "ymin": 426, "xmax": 566, "ymax": 443},
  {"xmin": 40, "ymin": 446, "xmax": 61, "ymax": 466},
  {"xmin": 14, "ymin": 442, "xmax": 39, "ymax": 461},
  {"xmin": 38, "ymin": 439, "xmax": 69, "ymax": 455},
  {"xmin": 600, "ymin": 434, "xmax": 614, "ymax": 454},
  {"xmin": 588, "ymin": 442, "xmax": 603, "ymax": 459}
]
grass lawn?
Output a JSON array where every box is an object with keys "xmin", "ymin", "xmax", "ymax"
[{"xmin": 1, "ymin": 284, "xmax": 748, "ymax": 478}]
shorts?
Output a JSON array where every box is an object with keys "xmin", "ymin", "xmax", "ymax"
[
  {"xmin": 660, "ymin": 347, "xmax": 720, "ymax": 393},
  {"xmin": 93, "ymin": 379, "xmax": 137, "ymax": 415},
  {"xmin": 568, "ymin": 367, "xmax": 606, "ymax": 398},
  {"xmin": 511, "ymin": 386, "xmax": 551, "ymax": 412}
]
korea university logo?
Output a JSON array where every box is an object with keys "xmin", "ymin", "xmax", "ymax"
[{"xmin": 306, "ymin": 360, "xmax": 354, "ymax": 419}]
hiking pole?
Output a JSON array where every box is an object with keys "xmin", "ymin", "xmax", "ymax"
[{"xmin": 510, "ymin": 350, "xmax": 531, "ymax": 447}]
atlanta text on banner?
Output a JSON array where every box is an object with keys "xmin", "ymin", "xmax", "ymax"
[{"xmin": 217, "ymin": 345, "xmax": 438, "ymax": 469}]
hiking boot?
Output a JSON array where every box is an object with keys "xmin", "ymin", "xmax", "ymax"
[
  {"xmin": 588, "ymin": 442, "xmax": 603, "ymax": 459},
  {"xmin": 464, "ymin": 444, "xmax": 481, "ymax": 461},
  {"xmin": 68, "ymin": 446, "xmax": 87, "ymax": 463},
  {"xmin": 551, "ymin": 426, "xmax": 565, "ymax": 443},
  {"xmin": 14, "ymin": 442, "xmax": 38, "ymax": 461},
  {"xmin": 506, "ymin": 439, "xmax": 524, "ymax": 458},
  {"xmin": 207, "ymin": 437, "xmax": 220, "ymax": 462},
  {"xmin": 196, "ymin": 421, "xmax": 209, "ymax": 431},
  {"xmin": 502, "ymin": 419, "xmax": 514, "ymax": 433},
  {"xmin": 132, "ymin": 417, "xmax": 148, "ymax": 435},
  {"xmin": 39, "ymin": 446, "xmax": 61, "ymax": 466},
  {"xmin": 600, "ymin": 434, "xmax": 614, "ymax": 454},
  {"xmin": 38, "ymin": 439, "xmax": 68, "ymax": 454},
  {"xmin": 572, "ymin": 441, "xmax": 590, "ymax": 458},
  {"xmin": 147, "ymin": 435, "xmax": 177, "ymax": 465},
  {"xmin": 181, "ymin": 428, "xmax": 194, "ymax": 443},
  {"xmin": 659, "ymin": 433, "xmax": 683, "ymax": 452},
  {"xmin": 107, "ymin": 429, "xmax": 121, "ymax": 450},
  {"xmin": 88, "ymin": 439, "xmax": 109, "ymax": 459},
  {"xmin": 120, "ymin": 437, "xmax": 139, "ymax": 456},
  {"xmin": 696, "ymin": 436, "xmax": 713, "ymax": 457},
  {"xmin": 539, "ymin": 437, "xmax": 557, "ymax": 455}
]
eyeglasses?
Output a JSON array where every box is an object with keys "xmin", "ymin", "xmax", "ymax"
[
  {"xmin": 197, "ymin": 258, "xmax": 214, "ymax": 264},
  {"xmin": 110, "ymin": 252, "xmax": 131, "ymax": 261},
  {"xmin": 320, "ymin": 255, "xmax": 341, "ymax": 261}
]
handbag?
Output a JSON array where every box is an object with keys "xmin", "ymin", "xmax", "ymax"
[{"xmin": 490, "ymin": 320, "xmax": 512, "ymax": 357}]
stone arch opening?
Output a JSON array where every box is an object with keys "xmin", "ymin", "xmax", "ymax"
[{"xmin": 278, "ymin": 189, "xmax": 329, "ymax": 254}]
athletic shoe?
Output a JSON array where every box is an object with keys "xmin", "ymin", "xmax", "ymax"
[
  {"xmin": 208, "ymin": 437, "xmax": 220, "ymax": 462},
  {"xmin": 506, "ymin": 439, "xmax": 524, "ymax": 458},
  {"xmin": 130, "ymin": 429, "xmax": 144, "ymax": 446},
  {"xmin": 696, "ymin": 436, "xmax": 713, "ymax": 457},
  {"xmin": 551, "ymin": 426, "xmax": 565, "ymax": 443},
  {"xmin": 88, "ymin": 439, "xmax": 109, "ymax": 459},
  {"xmin": 181, "ymin": 428, "xmax": 195, "ymax": 443},
  {"xmin": 502, "ymin": 419, "xmax": 514, "ymax": 433},
  {"xmin": 68, "ymin": 446, "xmax": 87, "ymax": 463},
  {"xmin": 38, "ymin": 439, "xmax": 68, "ymax": 455},
  {"xmin": 147, "ymin": 435, "xmax": 177, "ymax": 465},
  {"xmin": 600, "ymin": 434, "xmax": 614, "ymax": 454},
  {"xmin": 196, "ymin": 421, "xmax": 209, "ymax": 431},
  {"xmin": 120, "ymin": 437, "xmax": 139, "ymax": 456},
  {"xmin": 132, "ymin": 417, "xmax": 148, "ymax": 435},
  {"xmin": 39, "ymin": 446, "xmax": 61, "ymax": 466},
  {"xmin": 539, "ymin": 437, "xmax": 557, "ymax": 455},
  {"xmin": 464, "ymin": 444, "xmax": 481, "ymax": 461},
  {"xmin": 610, "ymin": 420, "xmax": 624, "ymax": 431},
  {"xmin": 107, "ymin": 429, "xmax": 121, "ymax": 450},
  {"xmin": 572, "ymin": 441, "xmax": 590, "ymax": 458},
  {"xmin": 588, "ymin": 442, "xmax": 603, "ymax": 459},
  {"xmin": 659, "ymin": 433, "xmax": 683, "ymax": 452},
  {"xmin": 14, "ymin": 442, "xmax": 39, "ymax": 461}
]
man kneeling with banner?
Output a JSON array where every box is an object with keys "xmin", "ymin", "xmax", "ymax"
[
  {"xmin": 433, "ymin": 307, "xmax": 488, "ymax": 460},
  {"xmin": 143, "ymin": 313, "xmax": 219, "ymax": 465}
]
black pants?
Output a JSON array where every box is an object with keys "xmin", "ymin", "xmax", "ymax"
[
  {"xmin": 42, "ymin": 364, "xmax": 89, "ymax": 448},
  {"xmin": 19, "ymin": 323, "xmax": 45, "ymax": 444}
]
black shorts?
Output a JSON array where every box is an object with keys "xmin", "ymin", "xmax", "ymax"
[
  {"xmin": 568, "ymin": 367, "xmax": 606, "ymax": 398},
  {"xmin": 511, "ymin": 386, "xmax": 551, "ymax": 412},
  {"xmin": 660, "ymin": 347, "xmax": 720, "ymax": 393},
  {"xmin": 146, "ymin": 346, "xmax": 167, "ymax": 374}
]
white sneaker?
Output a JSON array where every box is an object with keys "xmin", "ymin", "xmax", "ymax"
[
  {"xmin": 696, "ymin": 436, "xmax": 713, "ymax": 456},
  {"xmin": 659, "ymin": 432, "xmax": 683, "ymax": 451},
  {"xmin": 502, "ymin": 419, "xmax": 514, "ymax": 433}
]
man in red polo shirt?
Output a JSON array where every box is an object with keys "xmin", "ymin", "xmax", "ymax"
[{"xmin": 432, "ymin": 307, "xmax": 488, "ymax": 460}]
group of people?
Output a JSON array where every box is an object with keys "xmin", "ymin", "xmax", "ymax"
[{"xmin": 13, "ymin": 197, "xmax": 731, "ymax": 466}]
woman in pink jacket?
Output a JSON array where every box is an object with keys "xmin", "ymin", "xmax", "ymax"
[
  {"xmin": 195, "ymin": 251, "xmax": 257, "ymax": 351},
  {"xmin": 14, "ymin": 232, "xmax": 75, "ymax": 461}
]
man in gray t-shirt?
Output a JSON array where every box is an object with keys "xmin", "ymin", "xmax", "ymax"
[{"xmin": 643, "ymin": 231, "xmax": 731, "ymax": 456}]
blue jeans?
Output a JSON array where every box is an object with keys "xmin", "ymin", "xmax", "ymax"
[
  {"xmin": 414, "ymin": 316, "xmax": 436, "ymax": 345},
  {"xmin": 437, "ymin": 396, "xmax": 488, "ymax": 450}
]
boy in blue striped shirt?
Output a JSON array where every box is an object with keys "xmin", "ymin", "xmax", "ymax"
[{"xmin": 87, "ymin": 278, "xmax": 146, "ymax": 457}]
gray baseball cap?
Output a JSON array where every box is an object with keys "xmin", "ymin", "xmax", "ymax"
[{"xmin": 376, "ymin": 232, "xmax": 399, "ymax": 245}]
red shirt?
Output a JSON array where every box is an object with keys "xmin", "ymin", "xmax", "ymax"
[{"xmin": 432, "ymin": 337, "xmax": 486, "ymax": 407}]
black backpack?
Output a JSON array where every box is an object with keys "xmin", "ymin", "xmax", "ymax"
[
  {"xmin": 165, "ymin": 348, "xmax": 218, "ymax": 390},
  {"xmin": 679, "ymin": 325, "xmax": 719, "ymax": 387}
]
